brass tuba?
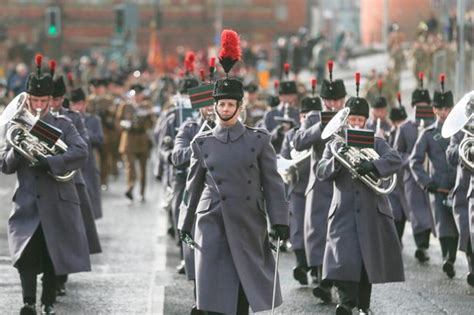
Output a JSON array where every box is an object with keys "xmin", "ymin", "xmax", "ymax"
[
  {"xmin": 441, "ymin": 90, "xmax": 474, "ymax": 171},
  {"xmin": 321, "ymin": 108, "xmax": 397, "ymax": 195},
  {"xmin": 0, "ymin": 92, "xmax": 76, "ymax": 182}
]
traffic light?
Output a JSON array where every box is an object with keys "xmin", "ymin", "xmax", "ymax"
[
  {"xmin": 114, "ymin": 5, "xmax": 125, "ymax": 34},
  {"xmin": 45, "ymin": 6, "xmax": 61, "ymax": 38}
]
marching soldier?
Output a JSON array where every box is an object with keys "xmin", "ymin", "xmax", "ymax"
[
  {"xmin": 387, "ymin": 94, "xmax": 410, "ymax": 241},
  {"xmin": 365, "ymin": 80, "xmax": 392, "ymax": 138},
  {"xmin": 280, "ymin": 82, "xmax": 321, "ymax": 286},
  {"xmin": 243, "ymin": 82, "xmax": 265, "ymax": 127},
  {"xmin": 162, "ymin": 52, "xmax": 200, "ymax": 272},
  {"xmin": 262, "ymin": 63, "xmax": 299, "ymax": 131},
  {"xmin": 116, "ymin": 84, "xmax": 155, "ymax": 201},
  {"xmin": 69, "ymin": 83, "xmax": 104, "ymax": 220},
  {"xmin": 410, "ymin": 80, "xmax": 459, "ymax": 278},
  {"xmin": 178, "ymin": 29, "xmax": 289, "ymax": 315},
  {"xmin": 171, "ymin": 101, "xmax": 214, "ymax": 313},
  {"xmin": 394, "ymin": 73, "xmax": 435, "ymax": 263},
  {"xmin": 317, "ymin": 89, "xmax": 404, "ymax": 315},
  {"xmin": 87, "ymin": 78, "xmax": 117, "ymax": 189},
  {"xmin": 0, "ymin": 55, "xmax": 90, "ymax": 315},
  {"xmin": 293, "ymin": 60, "xmax": 346, "ymax": 302},
  {"xmin": 447, "ymin": 128, "xmax": 474, "ymax": 286},
  {"xmin": 49, "ymin": 66, "xmax": 102, "ymax": 296}
]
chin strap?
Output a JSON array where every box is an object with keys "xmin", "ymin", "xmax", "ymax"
[{"xmin": 214, "ymin": 103, "xmax": 240, "ymax": 122}]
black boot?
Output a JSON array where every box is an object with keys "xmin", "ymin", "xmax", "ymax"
[
  {"xmin": 414, "ymin": 247, "xmax": 430, "ymax": 263},
  {"xmin": 293, "ymin": 250, "xmax": 308, "ymax": 285},
  {"xmin": 335, "ymin": 304, "xmax": 353, "ymax": 315},
  {"xmin": 41, "ymin": 304, "xmax": 55, "ymax": 315},
  {"xmin": 394, "ymin": 220, "xmax": 405, "ymax": 245},
  {"xmin": 440, "ymin": 237, "xmax": 456, "ymax": 278},
  {"xmin": 20, "ymin": 304, "xmax": 36, "ymax": 315},
  {"xmin": 467, "ymin": 253, "xmax": 474, "ymax": 287},
  {"xmin": 176, "ymin": 260, "xmax": 186, "ymax": 275}
]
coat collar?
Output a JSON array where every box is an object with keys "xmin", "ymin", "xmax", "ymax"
[
  {"xmin": 212, "ymin": 120, "xmax": 246, "ymax": 143},
  {"xmin": 41, "ymin": 112, "xmax": 55, "ymax": 124}
]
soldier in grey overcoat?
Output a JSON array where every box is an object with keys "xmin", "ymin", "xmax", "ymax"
[
  {"xmin": 394, "ymin": 86, "xmax": 435, "ymax": 262},
  {"xmin": 410, "ymin": 89, "xmax": 459, "ymax": 278},
  {"xmin": 365, "ymin": 95, "xmax": 392, "ymax": 139},
  {"xmin": 69, "ymin": 86, "xmax": 104, "ymax": 220},
  {"xmin": 50, "ymin": 80, "xmax": 102, "ymax": 255},
  {"xmin": 172, "ymin": 104, "xmax": 214, "ymax": 313},
  {"xmin": 317, "ymin": 96, "xmax": 404, "ymax": 315},
  {"xmin": 262, "ymin": 79, "xmax": 299, "ymax": 132},
  {"xmin": 280, "ymin": 95, "xmax": 322, "ymax": 286},
  {"xmin": 178, "ymin": 72, "xmax": 289, "ymax": 314},
  {"xmin": 447, "ymin": 130, "xmax": 474, "ymax": 286},
  {"xmin": 0, "ymin": 64, "xmax": 90, "ymax": 313},
  {"xmin": 387, "ymin": 104, "xmax": 410, "ymax": 241},
  {"xmin": 292, "ymin": 76, "xmax": 346, "ymax": 302}
]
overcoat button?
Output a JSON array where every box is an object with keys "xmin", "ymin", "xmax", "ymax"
[
  {"xmin": 209, "ymin": 166, "xmax": 214, "ymax": 171},
  {"xmin": 248, "ymin": 180, "xmax": 252, "ymax": 184},
  {"xmin": 246, "ymin": 196, "xmax": 250, "ymax": 200},
  {"xmin": 222, "ymin": 196, "xmax": 226, "ymax": 201},
  {"xmin": 251, "ymin": 148, "xmax": 255, "ymax": 152},
  {"xmin": 199, "ymin": 141, "xmax": 204, "ymax": 145},
  {"xmin": 204, "ymin": 154, "xmax": 209, "ymax": 158}
]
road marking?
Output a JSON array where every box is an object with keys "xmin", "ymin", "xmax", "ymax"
[{"xmin": 147, "ymin": 199, "xmax": 168, "ymax": 315}]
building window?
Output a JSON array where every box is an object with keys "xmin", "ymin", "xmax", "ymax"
[{"xmin": 275, "ymin": 1, "xmax": 288, "ymax": 22}]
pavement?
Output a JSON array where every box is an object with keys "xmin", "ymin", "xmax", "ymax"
[{"xmin": 0, "ymin": 166, "xmax": 473, "ymax": 315}]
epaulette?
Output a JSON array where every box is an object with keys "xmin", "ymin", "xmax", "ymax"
[
  {"xmin": 55, "ymin": 114, "xmax": 72, "ymax": 122},
  {"xmin": 246, "ymin": 126, "xmax": 270, "ymax": 135}
]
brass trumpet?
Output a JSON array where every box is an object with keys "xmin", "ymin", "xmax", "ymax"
[
  {"xmin": 0, "ymin": 93, "xmax": 76, "ymax": 182},
  {"xmin": 321, "ymin": 108, "xmax": 397, "ymax": 195},
  {"xmin": 441, "ymin": 91, "xmax": 474, "ymax": 171}
]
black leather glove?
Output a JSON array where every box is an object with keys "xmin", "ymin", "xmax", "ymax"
[
  {"xmin": 179, "ymin": 230, "xmax": 195, "ymax": 248},
  {"xmin": 332, "ymin": 142, "xmax": 349, "ymax": 155},
  {"xmin": 425, "ymin": 182, "xmax": 438, "ymax": 194},
  {"xmin": 272, "ymin": 224, "xmax": 289, "ymax": 241},
  {"xmin": 32, "ymin": 155, "xmax": 50, "ymax": 172},
  {"xmin": 13, "ymin": 148, "xmax": 24, "ymax": 160},
  {"xmin": 355, "ymin": 160, "xmax": 379, "ymax": 176}
]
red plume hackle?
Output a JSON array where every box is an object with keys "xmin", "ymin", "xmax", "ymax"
[
  {"xmin": 48, "ymin": 59, "xmax": 56, "ymax": 77},
  {"xmin": 67, "ymin": 72, "xmax": 74, "ymax": 87},
  {"xmin": 218, "ymin": 29, "xmax": 241, "ymax": 76},
  {"xmin": 209, "ymin": 57, "xmax": 216, "ymax": 81},
  {"xmin": 439, "ymin": 73, "xmax": 445, "ymax": 92},
  {"xmin": 377, "ymin": 79, "xmax": 383, "ymax": 96},
  {"xmin": 184, "ymin": 51, "xmax": 195, "ymax": 75},
  {"xmin": 355, "ymin": 72, "xmax": 361, "ymax": 97},
  {"xmin": 311, "ymin": 78, "xmax": 317, "ymax": 97},
  {"xmin": 274, "ymin": 80, "xmax": 279, "ymax": 95},
  {"xmin": 199, "ymin": 69, "xmax": 205, "ymax": 82},
  {"xmin": 327, "ymin": 60, "xmax": 334, "ymax": 82},
  {"xmin": 397, "ymin": 91, "xmax": 401, "ymax": 105},
  {"xmin": 418, "ymin": 72, "xmax": 424, "ymax": 89},
  {"xmin": 283, "ymin": 63, "xmax": 290, "ymax": 78},
  {"xmin": 35, "ymin": 53, "xmax": 43, "ymax": 76}
]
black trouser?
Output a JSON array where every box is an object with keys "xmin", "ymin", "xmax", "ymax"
[
  {"xmin": 334, "ymin": 265, "xmax": 372, "ymax": 311},
  {"xmin": 294, "ymin": 249, "xmax": 307, "ymax": 268},
  {"xmin": 466, "ymin": 240, "xmax": 474, "ymax": 273},
  {"xmin": 204, "ymin": 283, "xmax": 249, "ymax": 315},
  {"xmin": 394, "ymin": 219, "xmax": 406, "ymax": 243},
  {"xmin": 414, "ymin": 229, "xmax": 431, "ymax": 249},
  {"xmin": 16, "ymin": 225, "xmax": 56, "ymax": 306},
  {"xmin": 439, "ymin": 236, "xmax": 458, "ymax": 263}
]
